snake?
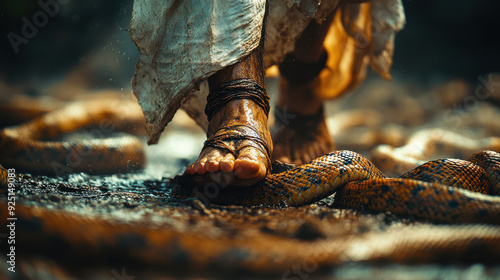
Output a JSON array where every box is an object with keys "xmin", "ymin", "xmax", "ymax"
[
  {"xmin": 1, "ymin": 99, "xmax": 499, "ymax": 221},
  {"xmin": 1, "ymin": 99, "xmax": 500, "ymax": 274},
  {"xmin": 173, "ymin": 149, "xmax": 500, "ymax": 224},
  {"xmin": 0, "ymin": 98, "xmax": 146, "ymax": 175},
  {"xmin": 370, "ymin": 128, "xmax": 500, "ymax": 177}
]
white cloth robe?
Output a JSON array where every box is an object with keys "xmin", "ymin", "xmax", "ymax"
[{"xmin": 129, "ymin": 0, "xmax": 405, "ymax": 144}]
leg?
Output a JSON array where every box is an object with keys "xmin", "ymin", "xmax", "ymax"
[
  {"xmin": 185, "ymin": 42, "xmax": 272, "ymax": 186},
  {"xmin": 272, "ymin": 12, "xmax": 336, "ymax": 164}
]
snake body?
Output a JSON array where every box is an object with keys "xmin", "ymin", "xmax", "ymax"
[
  {"xmin": 1, "ymin": 99, "xmax": 499, "ymax": 224},
  {"xmin": 1, "ymin": 99, "xmax": 500, "ymax": 274},
  {"xmin": 173, "ymin": 150, "xmax": 500, "ymax": 224},
  {"xmin": 0, "ymin": 99, "xmax": 145, "ymax": 175}
]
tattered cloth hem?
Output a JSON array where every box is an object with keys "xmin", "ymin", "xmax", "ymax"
[{"xmin": 129, "ymin": 0, "xmax": 405, "ymax": 144}]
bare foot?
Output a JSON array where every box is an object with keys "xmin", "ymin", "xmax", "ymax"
[
  {"xmin": 271, "ymin": 11, "xmax": 336, "ymax": 165},
  {"xmin": 185, "ymin": 98, "xmax": 272, "ymax": 186},
  {"xmin": 184, "ymin": 33, "xmax": 272, "ymax": 186},
  {"xmin": 271, "ymin": 77, "xmax": 334, "ymax": 165}
]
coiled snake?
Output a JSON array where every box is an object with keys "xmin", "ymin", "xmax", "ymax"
[
  {"xmin": 1, "ymin": 99, "xmax": 500, "ymax": 220},
  {"xmin": 173, "ymin": 149, "xmax": 500, "ymax": 224},
  {"xmin": 0, "ymin": 98, "xmax": 145, "ymax": 175},
  {"xmin": 1, "ymin": 99, "xmax": 500, "ymax": 273}
]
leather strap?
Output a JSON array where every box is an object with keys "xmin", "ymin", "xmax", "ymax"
[
  {"xmin": 203, "ymin": 125, "xmax": 271, "ymax": 169},
  {"xmin": 205, "ymin": 79, "xmax": 270, "ymax": 121}
]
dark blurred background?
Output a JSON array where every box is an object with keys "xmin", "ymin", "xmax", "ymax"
[
  {"xmin": 0, "ymin": 0, "xmax": 499, "ymax": 93},
  {"xmin": 0, "ymin": 0, "xmax": 137, "ymax": 93},
  {"xmin": 391, "ymin": 0, "xmax": 500, "ymax": 83}
]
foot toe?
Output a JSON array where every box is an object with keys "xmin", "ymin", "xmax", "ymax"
[
  {"xmin": 194, "ymin": 159, "xmax": 208, "ymax": 175},
  {"xmin": 234, "ymin": 147, "xmax": 266, "ymax": 181},
  {"xmin": 220, "ymin": 153, "xmax": 235, "ymax": 173},
  {"xmin": 185, "ymin": 164, "xmax": 196, "ymax": 175},
  {"xmin": 205, "ymin": 155, "xmax": 222, "ymax": 172}
]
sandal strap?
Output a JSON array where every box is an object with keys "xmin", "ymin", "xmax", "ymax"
[
  {"xmin": 203, "ymin": 124, "xmax": 271, "ymax": 169},
  {"xmin": 278, "ymin": 51, "xmax": 328, "ymax": 85},
  {"xmin": 205, "ymin": 79, "xmax": 270, "ymax": 121},
  {"xmin": 274, "ymin": 105, "xmax": 325, "ymax": 131}
]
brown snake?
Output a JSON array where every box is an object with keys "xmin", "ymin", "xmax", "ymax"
[
  {"xmin": 0, "ymin": 99, "xmax": 146, "ymax": 175},
  {"xmin": 1, "ymin": 99, "xmax": 500, "ymax": 273}
]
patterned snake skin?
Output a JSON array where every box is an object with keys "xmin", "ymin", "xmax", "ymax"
[
  {"xmin": 173, "ymin": 150, "xmax": 500, "ymax": 224},
  {"xmin": 0, "ymin": 99, "xmax": 499, "ymax": 224},
  {"xmin": 0, "ymin": 99, "xmax": 145, "ymax": 174},
  {"xmin": 1, "ymin": 100, "xmax": 500, "ymax": 273}
]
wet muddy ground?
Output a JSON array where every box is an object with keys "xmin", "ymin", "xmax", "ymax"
[
  {"xmin": 1, "ymin": 77, "xmax": 500, "ymax": 279},
  {"xmin": 2, "ymin": 154, "xmax": 500, "ymax": 280}
]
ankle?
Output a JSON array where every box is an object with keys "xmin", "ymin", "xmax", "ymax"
[
  {"xmin": 277, "ymin": 78, "xmax": 323, "ymax": 115},
  {"xmin": 208, "ymin": 99, "xmax": 270, "ymax": 135},
  {"xmin": 278, "ymin": 51, "xmax": 327, "ymax": 86}
]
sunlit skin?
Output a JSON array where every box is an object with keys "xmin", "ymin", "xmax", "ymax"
[
  {"xmin": 185, "ymin": 45, "xmax": 272, "ymax": 185},
  {"xmin": 185, "ymin": 10, "xmax": 336, "ymax": 185},
  {"xmin": 272, "ymin": 12, "xmax": 335, "ymax": 165},
  {"xmin": 272, "ymin": 77, "xmax": 334, "ymax": 165},
  {"xmin": 184, "ymin": 98, "xmax": 271, "ymax": 184}
]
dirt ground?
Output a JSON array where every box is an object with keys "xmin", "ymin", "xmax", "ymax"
[{"xmin": 1, "ymin": 76, "xmax": 500, "ymax": 279}]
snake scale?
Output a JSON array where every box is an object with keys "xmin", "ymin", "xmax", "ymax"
[
  {"xmin": 1, "ymin": 99, "xmax": 500, "ymax": 274},
  {"xmin": 0, "ymin": 98, "xmax": 146, "ymax": 175},
  {"xmin": 173, "ymin": 149, "xmax": 500, "ymax": 224},
  {"xmin": 1, "ymin": 98, "xmax": 499, "ymax": 221}
]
